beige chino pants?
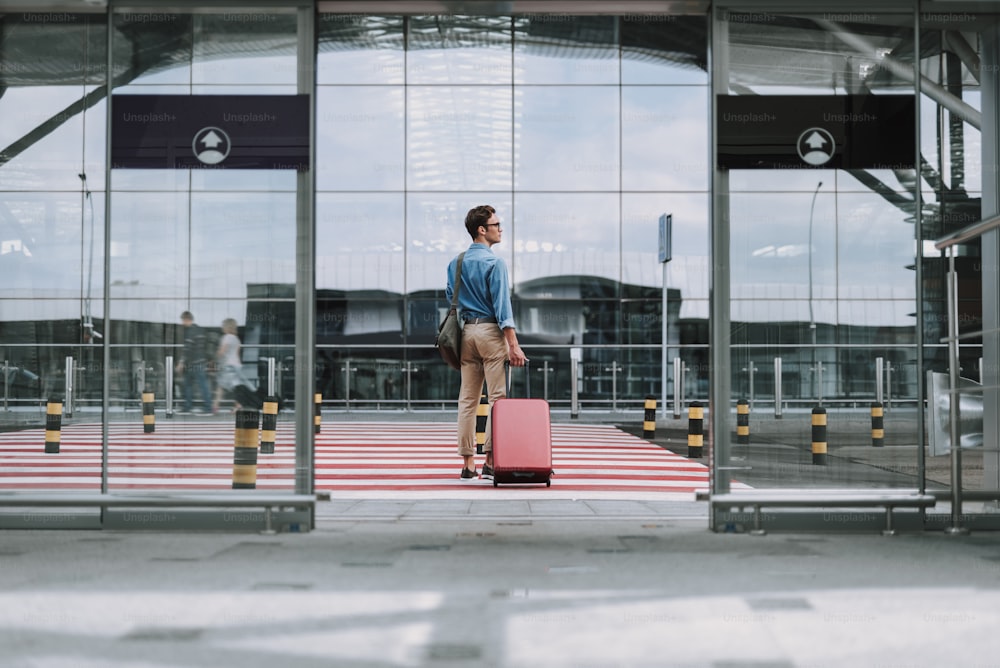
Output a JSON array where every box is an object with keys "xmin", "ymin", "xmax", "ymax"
[{"xmin": 456, "ymin": 323, "xmax": 508, "ymax": 457}]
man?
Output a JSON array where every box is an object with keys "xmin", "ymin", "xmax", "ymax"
[
  {"xmin": 177, "ymin": 311, "xmax": 213, "ymax": 414},
  {"xmin": 446, "ymin": 205, "xmax": 527, "ymax": 481}
]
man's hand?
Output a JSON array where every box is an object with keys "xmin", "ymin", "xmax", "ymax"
[
  {"xmin": 503, "ymin": 328, "xmax": 526, "ymax": 367},
  {"xmin": 508, "ymin": 344, "xmax": 527, "ymax": 367}
]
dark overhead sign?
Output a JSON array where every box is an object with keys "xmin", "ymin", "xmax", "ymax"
[
  {"xmin": 716, "ymin": 95, "xmax": 915, "ymax": 170},
  {"xmin": 111, "ymin": 94, "xmax": 309, "ymax": 170}
]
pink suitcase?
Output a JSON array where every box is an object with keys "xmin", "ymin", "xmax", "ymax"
[{"xmin": 491, "ymin": 363, "xmax": 553, "ymax": 487}]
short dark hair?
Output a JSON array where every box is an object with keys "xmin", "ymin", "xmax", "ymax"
[
  {"xmin": 180, "ymin": 311, "xmax": 194, "ymax": 321},
  {"xmin": 464, "ymin": 205, "xmax": 496, "ymax": 240}
]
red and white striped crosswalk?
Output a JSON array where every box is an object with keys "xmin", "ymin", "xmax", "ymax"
[{"xmin": 0, "ymin": 421, "xmax": 740, "ymax": 499}]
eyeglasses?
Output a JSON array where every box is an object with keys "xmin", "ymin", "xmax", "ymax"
[{"xmin": 484, "ymin": 222, "xmax": 502, "ymax": 230}]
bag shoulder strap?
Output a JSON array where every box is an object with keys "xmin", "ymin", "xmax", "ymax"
[{"xmin": 450, "ymin": 252, "xmax": 466, "ymax": 309}]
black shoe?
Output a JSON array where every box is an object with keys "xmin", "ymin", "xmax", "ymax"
[
  {"xmin": 460, "ymin": 468, "xmax": 478, "ymax": 481},
  {"xmin": 480, "ymin": 464, "xmax": 494, "ymax": 480}
]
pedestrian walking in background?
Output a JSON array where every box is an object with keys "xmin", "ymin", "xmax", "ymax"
[{"xmin": 176, "ymin": 311, "xmax": 213, "ymax": 414}]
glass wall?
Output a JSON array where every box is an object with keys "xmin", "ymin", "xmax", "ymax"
[
  {"xmin": 0, "ymin": 12, "xmax": 107, "ymax": 489},
  {"xmin": 715, "ymin": 9, "xmax": 923, "ymax": 492},
  {"xmin": 712, "ymin": 6, "xmax": 994, "ymax": 502},
  {"xmin": 3, "ymin": 3, "xmax": 996, "ymax": 517},
  {"xmin": 104, "ymin": 8, "xmax": 302, "ymax": 490},
  {"xmin": 0, "ymin": 8, "xmax": 308, "ymax": 497},
  {"xmin": 315, "ymin": 12, "xmax": 711, "ymax": 410},
  {"xmin": 918, "ymin": 11, "xmax": 988, "ymax": 497},
  {"xmin": 0, "ymin": 8, "xmax": 714, "ymax": 427}
]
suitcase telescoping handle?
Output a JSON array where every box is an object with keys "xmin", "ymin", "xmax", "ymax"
[{"xmin": 504, "ymin": 359, "xmax": 530, "ymax": 399}]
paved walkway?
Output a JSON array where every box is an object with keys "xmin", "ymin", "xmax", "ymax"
[
  {"xmin": 3, "ymin": 498, "xmax": 1000, "ymax": 667},
  {"xmin": 0, "ymin": 421, "xmax": 722, "ymax": 496}
]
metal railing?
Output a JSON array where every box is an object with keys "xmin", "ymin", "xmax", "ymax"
[
  {"xmin": 1, "ymin": 346, "xmax": 944, "ymax": 417},
  {"xmin": 935, "ymin": 213, "xmax": 1000, "ymax": 535}
]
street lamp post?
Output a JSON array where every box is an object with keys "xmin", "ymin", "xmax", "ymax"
[{"xmin": 808, "ymin": 181, "xmax": 823, "ymax": 400}]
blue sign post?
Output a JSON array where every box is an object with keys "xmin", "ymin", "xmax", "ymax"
[
  {"xmin": 659, "ymin": 213, "xmax": 672, "ymax": 417},
  {"xmin": 658, "ymin": 213, "xmax": 672, "ymax": 264}
]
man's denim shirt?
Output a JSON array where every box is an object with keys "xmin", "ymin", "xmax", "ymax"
[{"xmin": 446, "ymin": 243, "xmax": 516, "ymax": 330}]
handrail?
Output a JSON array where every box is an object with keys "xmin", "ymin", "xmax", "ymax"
[
  {"xmin": 932, "ymin": 214, "xmax": 1000, "ymax": 535},
  {"xmin": 934, "ymin": 213, "xmax": 1000, "ymax": 250}
]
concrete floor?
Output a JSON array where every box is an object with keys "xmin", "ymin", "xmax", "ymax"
[{"xmin": 2, "ymin": 497, "xmax": 1000, "ymax": 667}]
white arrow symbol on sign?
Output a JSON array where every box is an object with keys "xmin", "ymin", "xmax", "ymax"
[
  {"xmin": 200, "ymin": 130, "xmax": 224, "ymax": 149},
  {"xmin": 192, "ymin": 126, "xmax": 231, "ymax": 165},
  {"xmin": 797, "ymin": 127, "xmax": 835, "ymax": 166},
  {"xmin": 804, "ymin": 131, "xmax": 827, "ymax": 149}
]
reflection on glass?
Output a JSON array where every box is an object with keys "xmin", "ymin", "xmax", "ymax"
[
  {"xmin": 32, "ymin": 345, "xmax": 106, "ymax": 415},
  {"xmin": 919, "ymin": 92, "xmax": 983, "ymax": 239},
  {"xmin": 192, "ymin": 13, "xmax": 298, "ymax": 85},
  {"xmin": 408, "ymin": 86, "xmax": 512, "ymax": 191},
  {"xmin": 515, "ymin": 86, "xmax": 618, "ymax": 191},
  {"xmin": 317, "ymin": 193, "xmax": 405, "ymax": 293},
  {"xmin": 317, "ymin": 15, "xmax": 405, "ymax": 85},
  {"xmin": 1, "ymin": 87, "xmax": 90, "ymax": 191},
  {"xmin": 407, "ymin": 298, "xmax": 446, "ymax": 339},
  {"xmin": 316, "ymin": 346, "xmax": 451, "ymax": 405},
  {"xmin": 110, "ymin": 191, "xmax": 189, "ymax": 297},
  {"xmin": 621, "ymin": 194, "xmax": 710, "ymax": 319},
  {"xmin": 729, "ymin": 169, "xmax": 837, "ymax": 192},
  {"xmin": 317, "ymin": 87, "xmax": 405, "ymax": 191},
  {"xmin": 2, "ymin": 192, "xmax": 104, "ymax": 298},
  {"xmin": 407, "ymin": 15, "xmax": 512, "ymax": 85},
  {"xmin": 189, "ymin": 169, "xmax": 298, "ymax": 193},
  {"xmin": 729, "ymin": 192, "xmax": 836, "ymax": 310},
  {"xmin": 316, "ymin": 297, "xmax": 403, "ymax": 345},
  {"xmin": 836, "ymin": 193, "xmax": 915, "ymax": 297},
  {"xmin": 111, "ymin": 170, "xmax": 190, "ymax": 192},
  {"xmin": 513, "ymin": 15, "xmax": 618, "ymax": 85},
  {"xmin": 621, "ymin": 294, "xmax": 668, "ymax": 345},
  {"xmin": 515, "ymin": 296, "xmax": 603, "ymax": 343},
  {"xmin": 731, "ymin": 189, "xmax": 917, "ymax": 323},
  {"xmin": 190, "ymin": 193, "xmax": 296, "ymax": 299},
  {"xmin": 406, "ymin": 194, "xmax": 513, "ymax": 295},
  {"xmin": 84, "ymin": 99, "xmax": 109, "ymax": 192},
  {"xmin": 621, "ymin": 15, "xmax": 708, "ymax": 85},
  {"xmin": 838, "ymin": 300, "xmax": 917, "ymax": 331},
  {"xmin": 111, "ymin": 162, "xmax": 298, "ymax": 194},
  {"xmin": 514, "ymin": 193, "xmax": 620, "ymax": 286},
  {"xmin": 716, "ymin": 146, "xmax": 937, "ymax": 471},
  {"xmin": 109, "ymin": 299, "xmax": 251, "ymax": 339},
  {"xmin": 113, "ymin": 13, "xmax": 193, "ymax": 85},
  {"xmin": 1, "ymin": 13, "xmax": 104, "ymax": 83},
  {"xmin": 724, "ymin": 12, "xmax": 913, "ymax": 92},
  {"xmin": 622, "ymin": 87, "xmax": 708, "ymax": 191},
  {"xmin": 0, "ymin": 301, "xmax": 103, "ymax": 343},
  {"xmin": 623, "ymin": 192, "xmax": 709, "ymax": 257}
]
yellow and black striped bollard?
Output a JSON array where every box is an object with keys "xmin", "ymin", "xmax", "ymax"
[
  {"xmin": 687, "ymin": 401, "xmax": 703, "ymax": 458},
  {"xmin": 812, "ymin": 406, "xmax": 827, "ymax": 465},
  {"xmin": 736, "ymin": 399, "xmax": 750, "ymax": 446},
  {"xmin": 142, "ymin": 392, "xmax": 155, "ymax": 434},
  {"xmin": 261, "ymin": 396, "xmax": 278, "ymax": 455},
  {"xmin": 476, "ymin": 393, "xmax": 488, "ymax": 454},
  {"xmin": 643, "ymin": 395, "xmax": 656, "ymax": 439},
  {"xmin": 314, "ymin": 393, "xmax": 322, "ymax": 434},
  {"xmin": 871, "ymin": 402, "xmax": 884, "ymax": 448},
  {"xmin": 45, "ymin": 397, "xmax": 63, "ymax": 454},
  {"xmin": 233, "ymin": 409, "xmax": 260, "ymax": 489}
]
